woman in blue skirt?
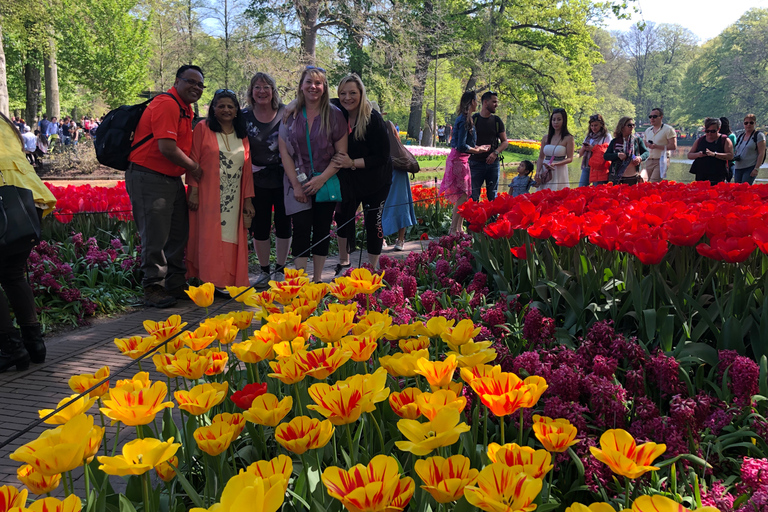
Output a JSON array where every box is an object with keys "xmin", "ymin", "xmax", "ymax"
[{"xmin": 382, "ymin": 121, "xmax": 417, "ymax": 250}]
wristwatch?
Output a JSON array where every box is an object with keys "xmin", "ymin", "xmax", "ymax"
[
  {"xmin": 493, "ymin": 150, "xmax": 499, "ymax": 156},
  {"xmin": 350, "ymin": 161, "xmax": 356, "ymax": 170}
]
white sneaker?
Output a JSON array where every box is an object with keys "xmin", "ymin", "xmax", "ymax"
[{"xmin": 394, "ymin": 241, "xmax": 405, "ymax": 251}]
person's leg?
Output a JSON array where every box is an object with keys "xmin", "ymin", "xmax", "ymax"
[
  {"xmin": 272, "ymin": 188, "xmax": 292, "ymax": 269},
  {"xmin": 745, "ymin": 170, "xmax": 757, "ymax": 185},
  {"xmin": 362, "ymin": 185, "xmax": 391, "ymax": 268},
  {"xmin": 733, "ymin": 168, "xmax": 746, "ymax": 183},
  {"xmin": 578, "ymin": 167, "xmax": 591, "ymax": 187},
  {"xmin": 163, "ymin": 177, "xmax": 190, "ymax": 292},
  {"xmin": 646, "ymin": 159, "xmax": 661, "ymax": 183},
  {"xmin": 251, "ymin": 185, "xmax": 274, "ymax": 269},
  {"xmin": 0, "ymin": 250, "xmax": 33, "ymax": 371},
  {"xmin": 469, "ymin": 161, "xmax": 484, "ymax": 202},
  {"xmin": 335, "ymin": 200, "xmax": 359, "ymax": 268},
  {"xmin": 485, "ymin": 161, "xmax": 500, "ymax": 201},
  {"xmin": 450, "ymin": 194, "xmax": 468, "ymax": 234},
  {"xmin": 291, "ymin": 209, "xmax": 312, "ymax": 271},
  {"xmin": 310, "ymin": 201, "xmax": 337, "ymax": 282}
]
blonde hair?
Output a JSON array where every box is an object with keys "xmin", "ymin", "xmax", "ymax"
[
  {"xmin": 745, "ymin": 113, "xmax": 757, "ymax": 123},
  {"xmin": 337, "ymin": 74, "xmax": 372, "ymax": 141},
  {"xmin": 613, "ymin": 116, "xmax": 634, "ymax": 139},
  {"xmin": 287, "ymin": 67, "xmax": 332, "ymax": 137},
  {"xmin": 246, "ymin": 72, "xmax": 280, "ymax": 111}
]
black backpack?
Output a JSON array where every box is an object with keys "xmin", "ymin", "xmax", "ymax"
[
  {"xmin": 735, "ymin": 130, "xmax": 767, "ymax": 166},
  {"xmin": 94, "ymin": 93, "xmax": 184, "ymax": 170}
]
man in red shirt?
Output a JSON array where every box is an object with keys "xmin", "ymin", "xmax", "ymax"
[{"xmin": 126, "ymin": 64, "xmax": 204, "ymax": 307}]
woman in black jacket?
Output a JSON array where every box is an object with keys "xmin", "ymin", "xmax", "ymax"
[
  {"xmin": 332, "ymin": 74, "xmax": 392, "ymax": 273},
  {"xmin": 604, "ymin": 116, "xmax": 649, "ymax": 185}
]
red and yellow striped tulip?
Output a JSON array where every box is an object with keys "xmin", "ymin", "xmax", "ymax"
[
  {"xmin": 304, "ymin": 310, "xmax": 356, "ymax": 344},
  {"xmin": 202, "ymin": 316, "xmax": 240, "ymax": 345},
  {"xmin": 464, "ymin": 463, "xmax": 543, "ymax": 512},
  {"xmin": 395, "ymin": 408, "xmax": 470, "ymax": 456},
  {"xmin": 347, "ymin": 268, "xmax": 385, "ymax": 295},
  {"xmin": 232, "ymin": 332, "xmax": 275, "ymax": 364},
  {"xmin": 13, "ymin": 495, "xmax": 82, "ymax": 512},
  {"xmin": 414, "ymin": 455, "xmax": 479, "ymax": 503},
  {"xmin": 389, "ymin": 388, "xmax": 423, "ymax": 419},
  {"xmin": 114, "ymin": 335, "xmax": 157, "ymax": 359},
  {"xmin": 532, "ymin": 415, "xmax": 580, "ymax": 453},
  {"xmin": 200, "ymin": 347, "xmax": 229, "ymax": 376},
  {"xmin": 98, "ymin": 437, "xmax": 180, "ymax": 476},
  {"xmin": 181, "ymin": 325, "xmax": 218, "ymax": 351},
  {"xmin": 294, "ymin": 347, "xmax": 352, "ymax": 379},
  {"xmin": 143, "ymin": 315, "xmax": 187, "ymax": 343},
  {"xmin": 269, "ymin": 279, "xmax": 308, "ymax": 305},
  {"xmin": 246, "ymin": 454, "xmax": 293, "ymax": 492},
  {"xmin": 298, "ymin": 282, "xmax": 329, "ymax": 303},
  {"xmin": 487, "ymin": 443, "xmax": 553, "ymax": 478},
  {"xmin": 399, "ymin": 337, "xmax": 430, "ymax": 353},
  {"xmin": 264, "ymin": 312, "xmax": 310, "ymax": 342},
  {"xmin": 275, "ymin": 416, "xmax": 335, "ymax": 455},
  {"xmin": 185, "ymin": 283, "xmax": 215, "ymax": 307},
  {"xmin": 352, "ymin": 311, "xmax": 392, "ymax": 337},
  {"xmin": 415, "ymin": 389, "xmax": 467, "ymax": 421},
  {"xmin": 566, "ymin": 503, "xmax": 619, "ymax": 512},
  {"xmin": 243, "ymin": 393, "xmax": 293, "ymax": 427},
  {"xmin": 307, "ymin": 383, "xmax": 365, "ymax": 425},
  {"xmin": 631, "ymin": 495, "xmax": 720, "ymax": 512},
  {"xmin": 440, "ymin": 319, "xmax": 481, "ymax": 347},
  {"xmin": 213, "ymin": 412, "xmax": 246, "ymax": 438},
  {"xmin": 68, "ymin": 366, "xmax": 110, "ymax": 398},
  {"xmin": 415, "ymin": 354, "xmax": 458, "ymax": 390},
  {"xmin": 189, "ymin": 471, "xmax": 286, "ymax": 512},
  {"xmin": 225, "ymin": 285, "xmax": 258, "ymax": 304},
  {"xmin": 284, "ymin": 297, "xmax": 319, "ymax": 321},
  {"xmin": 0, "ymin": 485, "xmax": 28, "ymax": 510},
  {"xmin": 384, "ymin": 322, "xmax": 426, "ymax": 341},
  {"xmin": 340, "ymin": 333, "xmax": 378, "ymax": 362},
  {"xmin": 38, "ymin": 394, "xmax": 97, "ymax": 424},
  {"xmin": 328, "ymin": 277, "xmax": 359, "ymax": 301},
  {"xmin": 158, "ymin": 348, "xmax": 211, "ymax": 380},
  {"xmin": 589, "ymin": 429, "xmax": 666, "ymax": 479},
  {"xmin": 194, "ymin": 421, "xmax": 239, "ymax": 456},
  {"xmin": 322, "ymin": 455, "xmax": 414, "ymax": 512},
  {"xmin": 268, "ymin": 356, "xmax": 308, "ymax": 384},
  {"xmin": 380, "ymin": 349, "xmax": 429, "ymax": 377},
  {"xmin": 100, "ymin": 373, "xmax": 174, "ymax": 426},
  {"xmin": 174, "ymin": 382, "xmax": 228, "ymax": 415},
  {"xmin": 470, "ymin": 371, "xmax": 532, "ymax": 417},
  {"xmin": 459, "ymin": 364, "xmax": 502, "ymax": 384},
  {"xmin": 154, "ymin": 455, "xmax": 179, "ymax": 482},
  {"xmin": 16, "ymin": 465, "xmax": 60, "ymax": 495}
]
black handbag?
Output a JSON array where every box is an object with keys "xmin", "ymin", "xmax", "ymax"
[{"xmin": 0, "ymin": 172, "xmax": 41, "ymax": 251}]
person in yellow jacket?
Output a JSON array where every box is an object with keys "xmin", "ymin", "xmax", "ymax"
[{"xmin": 0, "ymin": 112, "xmax": 56, "ymax": 372}]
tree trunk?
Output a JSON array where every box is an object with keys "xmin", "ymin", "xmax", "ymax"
[
  {"xmin": 24, "ymin": 62, "xmax": 42, "ymax": 126},
  {"xmin": 44, "ymin": 38, "xmax": 60, "ymax": 118},
  {"xmin": 0, "ymin": 24, "xmax": 9, "ymax": 117},
  {"xmin": 406, "ymin": 46, "xmax": 430, "ymax": 140},
  {"xmin": 295, "ymin": 0, "xmax": 319, "ymax": 64}
]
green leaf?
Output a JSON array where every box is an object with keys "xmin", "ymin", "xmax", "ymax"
[
  {"xmin": 760, "ymin": 356, "xmax": 768, "ymax": 399},
  {"xmin": 118, "ymin": 495, "xmax": 138, "ymax": 512},
  {"xmin": 171, "ymin": 465, "xmax": 205, "ymax": 508}
]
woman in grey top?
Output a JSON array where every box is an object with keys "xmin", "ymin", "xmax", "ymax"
[{"xmin": 733, "ymin": 114, "xmax": 766, "ymax": 184}]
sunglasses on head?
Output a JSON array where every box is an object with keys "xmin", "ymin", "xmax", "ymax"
[
  {"xmin": 305, "ymin": 65, "xmax": 327, "ymax": 73},
  {"xmin": 215, "ymin": 89, "xmax": 236, "ymax": 95},
  {"xmin": 705, "ymin": 129, "xmax": 718, "ymax": 134},
  {"xmin": 648, "ymin": 114, "xmax": 660, "ymax": 119}
]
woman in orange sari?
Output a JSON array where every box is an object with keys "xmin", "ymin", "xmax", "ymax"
[{"xmin": 187, "ymin": 89, "xmax": 255, "ymax": 288}]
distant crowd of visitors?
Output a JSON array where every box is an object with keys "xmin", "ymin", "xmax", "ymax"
[{"xmin": 8, "ymin": 114, "xmax": 102, "ymax": 167}]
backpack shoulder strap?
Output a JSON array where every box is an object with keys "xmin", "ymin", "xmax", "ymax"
[{"xmin": 158, "ymin": 92, "xmax": 187, "ymax": 119}]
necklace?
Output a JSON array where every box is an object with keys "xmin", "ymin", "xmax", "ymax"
[{"xmin": 218, "ymin": 131, "xmax": 232, "ymax": 152}]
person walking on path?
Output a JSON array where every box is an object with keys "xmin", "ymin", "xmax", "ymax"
[
  {"xmin": 733, "ymin": 114, "xmax": 766, "ymax": 185},
  {"xmin": 440, "ymin": 91, "xmax": 490, "ymax": 235},
  {"xmin": 469, "ymin": 91, "xmax": 509, "ymax": 202},
  {"xmin": 242, "ymin": 72, "xmax": 291, "ymax": 288},
  {"xmin": 126, "ymin": 64, "xmax": 203, "ymax": 308},
  {"xmin": 643, "ymin": 108, "xmax": 677, "ymax": 182},
  {"xmin": 186, "ymin": 90, "xmax": 255, "ymax": 289}
]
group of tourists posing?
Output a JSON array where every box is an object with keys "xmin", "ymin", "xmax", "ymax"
[
  {"xmin": 440, "ymin": 94, "xmax": 767, "ymax": 234},
  {"xmin": 122, "ymin": 65, "xmax": 418, "ymax": 307}
]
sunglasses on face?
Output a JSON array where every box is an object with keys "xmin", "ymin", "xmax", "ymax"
[
  {"xmin": 744, "ymin": 121, "xmax": 755, "ymax": 125},
  {"xmin": 179, "ymin": 77, "xmax": 206, "ymax": 89},
  {"xmin": 648, "ymin": 114, "xmax": 660, "ymax": 119},
  {"xmin": 705, "ymin": 129, "xmax": 718, "ymax": 134},
  {"xmin": 625, "ymin": 123, "xmax": 635, "ymax": 128}
]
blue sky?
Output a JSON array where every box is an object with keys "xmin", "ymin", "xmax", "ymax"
[{"xmin": 603, "ymin": 0, "xmax": 764, "ymax": 42}]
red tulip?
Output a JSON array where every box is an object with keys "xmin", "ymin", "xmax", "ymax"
[
  {"xmin": 230, "ymin": 383, "xmax": 268, "ymax": 409},
  {"xmin": 484, "ymin": 219, "xmax": 513, "ymax": 239},
  {"xmin": 753, "ymin": 227, "xmax": 768, "ymax": 255},
  {"xmin": 664, "ymin": 217, "xmax": 706, "ymax": 247},
  {"xmin": 623, "ymin": 237, "xmax": 668, "ymax": 265},
  {"xmin": 510, "ymin": 244, "xmax": 533, "ymax": 259},
  {"xmin": 716, "ymin": 236, "xmax": 756, "ymax": 263}
]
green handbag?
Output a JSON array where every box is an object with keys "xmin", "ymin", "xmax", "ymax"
[{"xmin": 304, "ymin": 107, "xmax": 342, "ymax": 203}]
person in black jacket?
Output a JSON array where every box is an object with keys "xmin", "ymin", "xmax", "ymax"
[{"xmin": 332, "ymin": 74, "xmax": 392, "ymax": 273}]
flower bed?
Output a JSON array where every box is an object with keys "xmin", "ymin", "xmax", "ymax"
[
  {"xmin": 460, "ymin": 181, "xmax": 768, "ymax": 358},
  {"xmin": 4, "ymin": 234, "xmax": 766, "ymax": 512}
]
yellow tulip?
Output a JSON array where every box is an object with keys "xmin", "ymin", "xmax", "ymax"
[
  {"xmin": 328, "ymin": 303, "xmax": 358, "ymax": 313},
  {"xmin": 16, "ymin": 495, "xmax": 82, "ymax": 512},
  {"xmin": 415, "ymin": 455, "xmax": 479, "ymax": 504},
  {"xmin": 213, "ymin": 412, "xmax": 246, "ymax": 438},
  {"xmin": 347, "ymin": 267, "xmax": 385, "ymax": 294},
  {"xmin": 225, "ymin": 285, "xmax": 258, "ymax": 303},
  {"xmin": 158, "ymin": 348, "xmax": 211, "ymax": 380},
  {"xmin": 227, "ymin": 310, "xmax": 255, "ymax": 330},
  {"xmin": 284, "ymin": 297, "xmax": 319, "ymax": 321},
  {"xmin": 264, "ymin": 312, "xmax": 309, "ymax": 342},
  {"xmin": 322, "ymin": 455, "xmax": 414, "ymax": 512},
  {"xmin": 464, "ymin": 463, "xmax": 543, "ymax": 512},
  {"xmin": 83, "ymin": 423, "xmax": 105, "ymax": 463},
  {"xmin": 269, "ymin": 279, "xmax": 308, "ymax": 305},
  {"xmin": 298, "ymin": 282, "xmax": 329, "ymax": 303},
  {"xmin": 200, "ymin": 347, "xmax": 229, "ymax": 376},
  {"xmin": 440, "ymin": 319, "xmax": 481, "ymax": 347},
  {"xmin": 451, "ymin": 349, "xmax": 498, "ymax": 369},
  {"xmin": 275, "ymin": 416, "xmax": 335, "ymax": 455},
  {"xmin": 268, "ymin": 356, "xmax": 308, "ymax": 384},
  {"xmin": 328, "ymin": 277, "xmax": 359, "ymax": 301},
  {"xmin": 10, "ymin": 414, "xmax": 92, "ymax": 475},
  {"xmin": 243, "ymin": 290, "xmax": 282, "ymax": 316},
  {"xmin": 523, "ymin": 376, "xmax": 548, "ymax": 408},
  {"xmin": 189, "ymin": 471, "xmax": 286, "ymax": 512},
  {"xmin": 174, "ymin": 382, "xmax": 228, "ymax": 415},
  {"xmin": 98, "ymin": 437, "xmax": 180, "ymax": 476},
  {"xmin": 459, "ymin": 364, "xmax": 502, "ymax": 384},
  {"xmin": 181, "ymin": 327, "xmax": 218, "ymax": 351},
  {"xmin": 0, "ymin": 486, "xmax": 28, "ymax": 510},
  {"xmin": 152, "ymin": 352, "xmax": 179, "ymax": 378},
  {"xmin": 294, "ymin": 347, "xmax": 352, "ymax": 379},
  {"xmin": 202, "ymin": 316, "xmax": 239, "ymax": 345},
  {"xmin": 245, "ymin": 455, "xmax": 293, "ymax": 493},
  {"xmin": 100, "ymin": 373, "xmax": 174, "ymax": 426},
  {"xmin": 631, "ymin": 495, "xmax": 720, "ymax": 512},
  {"xmin": 194, "ymin": 422, "xmax": 238, "ymax": 456},
  {"xmin": 470, "ymin": 371, "xmax": 533, "ymax": 417},
  {"xmin": 340, "ymin": 334, "xmax": 378, "ymax": 362},
  {"xmin": 359, "ymin": 367, "xmax": 391, "ymax": 411},
  {"xmin": 531, "ymin": 415, "xmax": 581, "ymax": 453},
  {"xmin": 307, "ymin": 384, "xmax": 365, "ymax": 425},
  {"xmin": 16, "ymin": 465, "xmax": 61, "ymax": 495},
  {"xmin": 415, "ymin": 354, "xmax": 458, "ymax": 390},
  {"xmin": 68, "ymin": 366, "xmax": 110, "ymax": 398},
  {"xmin": 114, "ymin": 335, "xmax": 157, "ymax": 359},
  {"xmin": 352, "ymin": 311, "xmax": 392, "ymax": 337},
  {"xmin": 380, "ymin": 349, "xmax": 430, "ymax": 377},
  {"xmin": 272, "ymin": 338, "xmax": 309, "ymax": 359},
  {"xmin": 284, "ymin": 268, "xmax": 307, "ymax": 279},
  {"xmin": 38, "ymin": 394, "xmax": 97, "ymax": 424},
  {"xmin": 243, "ymin": 393, "xmax": 293, "ymax": 427},
  {"xmin": 416, "ymin": 389, "xmax": 467, "ymax": 421},
  {"xmin": 186, "ymin": 283, "xmax": 215, "ymax": 307},
  {"xmin": 395, "ymin": 408, "xmax": 471, "ymax": 456},
  {"xmin": 399, "ymin": 337, "xmax": 430, "ymax": 353},
  {"xmin": 232, "ymin": 332, "xmax": 275, "ymax": 363},
  {"xmin": 487, "ymin": 443, "xmax": 553, "ymax": 478},
  {"xmin": 155, "ymin": 455, "xmax": 179, "ymax": 482},
  {"xmin": 304, "ymin": 310, "xmax": 356, "ymax": 344},
  {"xmin": 143, "ymin": 315, "xmax": 187, "ymax": 343},
  {"xmin": 589, "ymin": 429, "xmax": 666, "ymax": 479},
  {"xmin": 389, "ymin": 388, "xmax": 423, "ymax": 419},
  {"xmin": 566, "ymin": 503, "xmax": 619, "ymax": 512},
  {"xmin": 384, "ymin": 322, "xmax": 426, "ymax": 341},
  {"xmin": 420, "ymin": 316, "xmax": 455, "ymax": 337}
]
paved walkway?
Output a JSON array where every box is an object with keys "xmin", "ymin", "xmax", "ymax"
[{"xmin": 0, "ymin": 240, "xmax": 423, "ymax": 492}]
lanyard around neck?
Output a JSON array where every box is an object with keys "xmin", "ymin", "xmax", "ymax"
[{"xmin": 303, "ymin": 107, "xmax": 315, "ymax": 173}]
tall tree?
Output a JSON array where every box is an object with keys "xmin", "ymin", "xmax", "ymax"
[
  {"xmin": 44, "ymin": 37, "xmax": 60, "ymax": 118},
  {"xmin": 0, "ymin": 23, "xmax": 8, "ymax": 116}
]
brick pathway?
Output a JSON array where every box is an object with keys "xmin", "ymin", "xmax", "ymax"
[{"xmin": 0, "ymin": 240, "xmax": 423, "ymax": 494}]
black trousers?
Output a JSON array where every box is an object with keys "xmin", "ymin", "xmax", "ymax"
[
  {"xmin": 250, "ymin": 185, "xmax": 292, "ymax": 240},
  {"xmin": 336, "ymin": 184, "xmax": 391, "ymax": 256},
  {"xmin": 291, "ymin": 199, "xmax": 337, "ymax": 258},
  {"xmin": 0, "ymin": 246, "xmax": 38, "ymax": 336}
]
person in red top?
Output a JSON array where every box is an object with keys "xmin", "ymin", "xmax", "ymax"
[{"xmin": 126, "ymin": 64, "xmax": 204, "ymax": 308}]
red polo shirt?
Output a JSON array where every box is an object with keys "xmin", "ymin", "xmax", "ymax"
[{"xmin": 129, "ymin": 87, "xmax": 194, "ymax": 177}]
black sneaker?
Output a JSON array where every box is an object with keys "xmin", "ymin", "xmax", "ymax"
[
  {"xmin": 167, "ymin": 287, "xmax": 192, "ymax": 301},
  {"xmin": 334, "ymin": 263, "xmax": 351, "ymax": 277},
  {"xmin": 144, "ymin": 285, "xmax": 177, "ymax": 308}
]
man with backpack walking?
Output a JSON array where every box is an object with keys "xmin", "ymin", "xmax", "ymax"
[
  {"xmin": 126, "ymin": 64, "xmax": 204, "ymax": 308},
  {"xmin": 470, "ymin": 91, "xmax": 509, "ymax": 202}
]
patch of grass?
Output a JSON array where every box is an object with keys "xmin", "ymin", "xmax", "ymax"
[{"xmin": 412, "ymin": 151, "xmax": 539, "ymax": 183}]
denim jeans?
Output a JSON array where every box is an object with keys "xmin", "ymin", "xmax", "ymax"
[
  {"xmin": 578, "ymin": 167, "xmax": 591, "ymax": 187},
  {"xmin": 470, "ymin": 159, "xmax": 500, "ymax": 202},
  {"xmin": 734, "ymin": 168, "xmax": 756, "ymax": 185}
]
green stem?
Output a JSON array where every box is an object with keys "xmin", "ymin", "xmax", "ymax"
[
  {"xmin": 369, "ymin": 412, "xmax": 385, "ymax": 454},
  {"xmin": 294, "ymin": 384, "xmax": 305, "ymax": 416},
  {"xmin": 483, "ymin": 407, "xmax": 489, "ymax": 455},
  {"xmin": 84, "ymin": 462, "xmax": 91, "ymax": 509},
  {"xmin": 62, "ymin": 470, "xmax": 70, "ymax": 497},
  {"xmin": 142, "ymin": 472, "xmax": 153, "ymax": 512},
  {"xmin": 500, "ymin": 415, "xmax": 505, "ymax": 445},
  {"xmin": 111, "ymin": 422, "xmax": 122, "ymax": 456},
  {"xmin": 546, "ymin": 466, "xmax": 554, "ymax": 502},
  {"xmin": 229, "ymin": 445, "xmax": 238, "ymax": 476},
  {"xmin": 68, "ymin": 471, "xmax": 75, "ymax": 499},
  {"xmin": 136, "ymin": 425, "xmax": 144, "ymax": 439},
  {"xmin": 624, "ymin": 476, "xmax": 631, "ymax": 510},
  {"xmin": 97, "ymin": 398, "xmax": 108, "ymax": 456},
  {"xmin": 346, "ymin": 424, "xmax": 357, "ymax": 465},
  {"xmin": 137, "ymin": 360, "xmax": 144, "ymax": 373},
  {"xmin": 300, "ymin": 453, "xmax": 310, "ymax": 502},
  {"xmin": 519, "ymin": 408, "xmax": 524, "ymax": 446},
  {"xmin": 204, "ymin": 455, "xmax": 212, "ymax": 506}
]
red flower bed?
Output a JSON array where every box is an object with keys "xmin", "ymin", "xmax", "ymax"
[{"xmin": 45, "ymin": 182, "xmax": 134, "ymax": 222}]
